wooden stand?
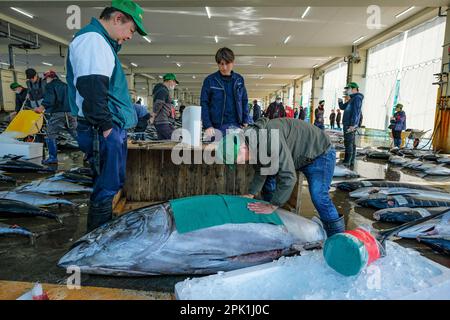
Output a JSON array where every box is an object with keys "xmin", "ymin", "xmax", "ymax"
[{"xmin": 123, "ymin": 141, "xmax": 254, "ymax": 202}]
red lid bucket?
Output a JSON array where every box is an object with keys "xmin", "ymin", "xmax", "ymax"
[{"xmin": 345, "ymin": 228, "xmax": 381, "ymax": 265}]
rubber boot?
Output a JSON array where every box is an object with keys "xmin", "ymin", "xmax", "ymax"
[
  {"xmin": 321, "ymin": 215, "xmax": 346, "ymax": 238},
  {"xmin": 86, "ymin": 197, "xmax": 113, "ymax": 233},
  {"xmin": 42, "ymin": 138, "xmax": 58, "ymax": 165}
]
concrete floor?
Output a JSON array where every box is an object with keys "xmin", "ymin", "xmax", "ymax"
[{"xmin": 0, "ymin": 137, "xmax": 449, "ymax": 297}]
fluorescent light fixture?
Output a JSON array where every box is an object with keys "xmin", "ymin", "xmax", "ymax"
[
  {"xmin": 143, "ymin": 36, "xmax": 152, "ymax": 43},
  {"xmin": 312, "ymin": 64, "xmax": 319, "ymax": 68},
  {"xmin": 10, "ymin": 7, "xmax": 34, "ymax": 19},
  {"xmin": 283, "ymin": 35, "xmax": 291, "ymax": 44},
  {"xmin": 192, "ymin": 75, "xmax": 196, "ymax": 79},
  {"xmin": 60, "ymin": 74, "xmax": 66, "ymax": 78},
  {"xmin": 205, "ymin": 6, "xmax": 211, "ymax": 19},
  {"xmin": 301, "ymin": 6, "xmax": 311, "ymax": 19},
  {"xmin": 214, "ymin": 35, "xmax": 219, "ymax": 43},
  {"xmin": 267, "ymin": 63, "xmax": 272, "ymax": 68},
  {"xmin": 159, "ymin": 75, "xmax": 163, "ymax": 79},
  {"xmin": 396, "ymin": 6, "xmax": 415, "ymax": 18},
  {"xmin": 42, "ymin": 62, "xmax": 53, "ymax": 66},
  {"xmin": 176, "ymin": 62, "xmax": 182, "ymax": 68},
  {"xmin": 352, "ymin": 36, "xmax": 365, "ymax": 44},
  {"xmin": 131, "ymin": 62, "xmax": 138, "ymax": 67},
  {"xmin": 274, "ymin": 56, "xmax": 277, "ymax": 59},
  {"xmin": 166, "ymin": 55, "xmax": 170, "ymax": 58},
  {"xmin": 259, "ymin": 76, "xmax": 264, "ymax": 80}
]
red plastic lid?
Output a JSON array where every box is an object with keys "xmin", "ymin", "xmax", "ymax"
[{"xmin": 345, "ymin": 228, "xmax": 381, "ymax": 265}]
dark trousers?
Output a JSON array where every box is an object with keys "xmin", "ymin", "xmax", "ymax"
[
  {"xmin": 77, "ymin": 121, "xmax": 127, "ymax": 203},
  {"xmin": 337, "ymin": 122, "xmax": 341, "ymax": 129},
  {"xmin": 155, "ymin": 123, "xmax": 175, "ymax": 140},
  {"xmin": 135, "ymin": 114, "xmax": 150, "ymax": 140},
  {"xmin": 330, "ymin": 121, "xmax": 335, "ymax": 130},
  {"xmin": 343, "ymin": 125, "xmax": 356, "ymax": 165},
  {"xmin": 392, "ymin": 130, "xmax": 402, "ymax": 148}
]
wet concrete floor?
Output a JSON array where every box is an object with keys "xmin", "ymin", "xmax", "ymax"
[{"xmin": 0, "ymin": 136, "xmax": 449, "ymax": 295}]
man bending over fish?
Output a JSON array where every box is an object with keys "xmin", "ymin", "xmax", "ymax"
[{"xmin": 216, "ymin": 118, "xmax": 345, "ymax": 237}]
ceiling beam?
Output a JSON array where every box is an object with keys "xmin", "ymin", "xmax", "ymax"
[
  {"xmin": 134, "ymin": 77, "xmax": 294, "ymax": 85},
  {"xmin": 120, "ymin": 45, "xmax": 351, "ymax": 58},
  {"xmin": 133, "ymin": 66, "xmax": 311, "ymax": 75},
  {"xmin": 0, "ymin": 1, "xmax": 446, "ymax": 7}
]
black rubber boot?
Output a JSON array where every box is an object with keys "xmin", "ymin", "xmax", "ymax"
[
  {"xmin": 86, "ymin": 197, "xmax": 113, "ymax": 233},
  {"xmin": 321, "ymin": 215, "xmax": 346, "ymax": 238}
]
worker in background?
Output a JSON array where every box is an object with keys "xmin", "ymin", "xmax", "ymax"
[
  {"xmin": 179, "ymin": 105, "xmax": 186, "ymax": 120},
  {"xmin": 216, "ymin": 118, "xmax": 345, "ymax": 237},
  {"xmin": 265, "ymin": 96, "xmax": 286, "ymax": 119},
  {"xmin": 25, "ymin": 68, "xmax": 46, "ymax": 109},
  {"xmin": 152, "ymin": 73, "xmax": 178, "ymax": 140},
  {"xmin": 314, "ymin": 100, "xmax": 325, "ymax": 130},
  {"xmin": 336, "ymin": 109, "xmax": 342, "ymax": 129},
  {"xmin": 133, "ymin": 102, "xmax": 150, "ymax": 140},
  {"xmin": 10, "ymin": 82, "xmax": 30, "ymax": 113},
  {"xmin": 67, "ymin": 0, "xmax": 146, "ymax": 232},
  {"xmin": 299, "ymin": 106, "xmax": 306, "ymax": 120},
  {"xmin": 294, "ymin": 108, "xmax": 299, "ymax": 119},
  {"xmin": 201, "ymin": 47, "xmax": 249, "ymax": 138},
  {"xmin": 35, "ymin": 70, "xmax": 77, "ymax": 165},
  {"xmin": 329, "ymin": 109, "xmax": 336, "ymax": 130},
  {"xmin": 252, "ymin": 100, "xmax": 262, "ymax": 123},
  {"xmin": 338, "ymin": 82, "xmax": 364, "ymax": 168},
  {"xmin": 390, "ymin": 103, "xmax": 406, "ymax": 148},
  {"xmin": 136, "ymin": 98, "xmax": 142, "ymax": 105}
]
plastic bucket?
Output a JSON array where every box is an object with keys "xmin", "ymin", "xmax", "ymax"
[{"xmin": 323, "ymin": 228, "xmax": 381, "ymax": 276}]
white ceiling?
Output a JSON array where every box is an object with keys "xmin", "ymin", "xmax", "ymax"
[{"xmin": 0, "ymin": 4, "xmax": 433, "ymax": 98}]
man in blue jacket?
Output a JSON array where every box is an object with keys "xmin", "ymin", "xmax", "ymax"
[
  {"xmin": 201, "ymin": 47, "xmax": 249, "ymax": 138},
  {"xmin": 338, "ymin": 82, "xmax": 364, "ymax": 168},
  {"xmin": 66, "ymin": 0, "xmax": 146, "ymax": 232},
  {"xmin": 35, "ymin": 70, "xmax": 77, "ymax": 165}
]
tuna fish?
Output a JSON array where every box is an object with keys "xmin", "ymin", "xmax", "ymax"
[
  {"xmin": 58, "ymin": 201, "xmax": 326, "ymax": 276},
  {"xmin": 0, "ymin": 191, "xmax": 74, "ymax": 207},
  {"xmin": 0, "ymin": 170, "xmax": 15, "ymax": 183},
  {"xmin": 333, "ymin": 179, "xmax": 443, "ymax": 192},
  {"xmin": 388, "ymin": 155, "xmax": 408, "ymax": 166},
  {"xmin": 373, "ymin": 207, "xmax": 450, "ymax": 224},
  {"xmin": 356, "ymin": 193, "xmax": 450, "ymax": 209},
  {"xmin": 15, "ymin": 180, "xmax": 93, "ymax": 195},
  {"xmin": 0, "ymin": 223, "xmax": 35, "ymax": 243},
  {"xmin": 68, "ymin": 167, "xmax": 93, "ymax": 177},
  {"xmin": 436, "ymin": 157, "xmax": 450, "ymax": 165},
  {"xmin": 422, "ymin": 165, "xmax": 450, "ymax": 176},
  {"xmin": 366, "ymin": 150, "xmax": 391, "ymax": 160},
  {"xmin": 0, "ymin": 155, "xmax": 55, "ymax": 173},
  {"xmin": 333, "ymin": 165, "xmax": 359, "ymax": 178},
  {"xmin": 0, "ymin": 198, "xmax": 62, "ymax": 222},
  {"xmin": 417, "ymin": 236, "xmax": 450, "ymax": 255},
  {"xmin": 350, "ymin": 187, "xmax": 450, "ymax": 201},
  {"xmin": 47, "ymin": 172, "xmax": 93, "ymax": 187}
]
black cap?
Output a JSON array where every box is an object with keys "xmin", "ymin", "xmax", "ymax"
[{"xmin": 25, "ymin": 68, "xmax": 37, "ymax": 80}]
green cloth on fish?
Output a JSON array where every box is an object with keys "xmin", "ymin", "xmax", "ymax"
[{"xmin": 169, "ymin": 195, "xmax": 284, "ymax": 234}]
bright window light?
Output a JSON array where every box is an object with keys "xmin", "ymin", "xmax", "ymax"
[{"xmin": 301, "ymin": 7, "xmax": 311, "ymax": 19}]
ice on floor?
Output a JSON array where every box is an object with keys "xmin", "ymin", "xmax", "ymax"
[{"xmin": 175, "ymin": 241, "xmax": 450, "ymax": 300}]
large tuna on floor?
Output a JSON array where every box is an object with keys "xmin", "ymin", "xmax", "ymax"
[{"xmin": 58, "ymin": 197, "xmax": 326, "ymax": 276}]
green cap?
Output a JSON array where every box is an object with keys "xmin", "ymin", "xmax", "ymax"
[
  {"xmin": 276, "ymin": 96, "xmax": 281, "ymax": 100},
  {"xmin": 10, "ymin": 82, "xmax": 22, "ymax": 90},
  {"xmin": 163, "ymin": 73, "xmax": 179, "ymax": 84},
  {"xmin": 345, "ymin": 82, "xmax": 359, "ymax": 89},
  {"xmin": 111, "ymin": 0, "xmax": 147, "ymax": 36},
  {"xmin": 395, "ymin": 103, "xmax": 403, "ymax": 110},
  {"xmin": 216, "ymin": 133, "xmax": 241, "ymax": 165}
]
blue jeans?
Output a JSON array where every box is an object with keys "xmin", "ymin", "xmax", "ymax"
[
  {"xmin": 301, "ymin": 148, "xmax": 339, "ymax": 222},
  {"xmin": 77, "ymin": 121, "xmax": 127, "ymax": 203},
  {"xmin": 262, "ymin": 175, "xmax": 276, "ymax": 202}
]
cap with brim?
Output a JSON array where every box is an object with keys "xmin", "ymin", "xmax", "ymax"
[
  {"xmin": 163, "ymin": 73, "xmax": 179, "ymax": 84},
  {"xmin": 345, "ymin": 82, "xmax": 359, "ymax": 89},
  {"xmin": 10, "ymin": 82, "xmax": 22, "ymax": 90},
  {"xmin": 216, "ymin": 133, "xmax": 241, "ymax": 166},
  {"xmin": 112, "ymin": 0, "xmax": 148, "ymax": 36},
  {"xmin": 395, "ymin": 103, "xmax": 403, "ymax": 109}
]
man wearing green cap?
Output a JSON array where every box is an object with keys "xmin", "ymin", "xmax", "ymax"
[
  {"xmin": 338, "ymin": 82, "xmax": 364, "ymax": 168},
  {"xmin": 10, "ymin": 82, "xmax": 30, "ymax": 113},
  {"xmin": 216, "ymin": 118, "xmax": 346, "ymax": 237},
  {"xmin": 390, "ymin": 103, "xmax": 406, "ymax": 148},
  {"xmin": 152, "ymin": 73, "xmax": 179, "ymax": 140},
  {"xmin": 66, "ymin": 0, "xmax": 147, "ymax": 232}
]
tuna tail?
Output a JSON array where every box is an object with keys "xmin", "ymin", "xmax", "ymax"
[{"xmin": 376, "ymin": 208, "xmax": 450, "ymax": 249}]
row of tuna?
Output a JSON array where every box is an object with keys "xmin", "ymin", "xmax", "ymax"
[{"xmin": 334, "ymin": 179, "xmax": 450, "ymax": 255}]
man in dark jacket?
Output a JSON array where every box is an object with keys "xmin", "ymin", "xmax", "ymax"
[
  {"xmin": 336, "ymin": 109, "xmax": 342, "ymax": 129},
  {"xmin": 10, "ymin": 82, "xmax": 30, "ymax": 113},
  {"xmin": 338, "ymin": 82, "xmax": 364, "ymax": 168},
  {"xmin": 252, "ymin": 100, "xmax": 262, "ymax": 123},
  {"xmin": 153, "ymin": 73, "xmax": 178, "ymax": 140},
  {"xmin": 314, "ymin": 100, "xmax": 325, "ymax": 130},
  {"xmin": 329, "ymin": 109, "xmax": 336, "ymax": 130},
  {"xmin": 390, "ymin": 103, "xmax": 406, "ymax": 148},
  {"xmin": 201, "ymin": 47, "xmax": 249, "ymax": 138},
  {"xmin": 35, "ymin": 70, "xmax": 77, "ymax": 165},
  {"xmin": 25, "ymin": 68, "xmax": 46, "ymax": 109},
  {"xmin": 216, "ymin": 118, "xmax": 345, "ymax": 237},
  {"xmin": 299, "ymin": 106, "xmax": 306, "ymax": 120},
  {"xmin": 67, "ymin": 0, "xmax": 146, "ymax": 232},
  {"xmin": 133, "ymin": 102, "xmax": 150, "ymax": 140},
  {"xmin": 266, "ymin": 96, "xmax": 286, "ymax": 119}
]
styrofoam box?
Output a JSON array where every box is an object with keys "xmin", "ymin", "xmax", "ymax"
[
  {"xmin": 0, "ymin": 142, "xmax": 43, "ymax": 160},
  {"xmin": 175, "ymin": 242, "xmax": 450, "ymax": 300}
]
